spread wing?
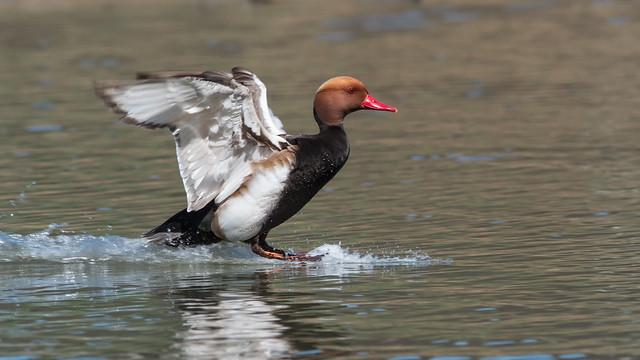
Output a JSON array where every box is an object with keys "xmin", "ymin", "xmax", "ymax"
[{"xmin": 96, "ymin": 67, "xmax": 290, "ymax": 212}]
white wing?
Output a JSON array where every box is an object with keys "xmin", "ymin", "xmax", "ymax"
[{"xmin": 96, "ymin": 68, "xmax": 290, "ymax": 212}]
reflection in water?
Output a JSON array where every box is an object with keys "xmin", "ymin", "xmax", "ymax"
[
  {"xmin": 3, "ymin": 259, "xmax": 385, "ymax": 358},
  {"xmin": 179, "ymin": 291, "xmax": 290, "ymax": 359},
  {"xmin": 169, "ymin": 268, "xmax": 354, "ymax": 359},
  {"xmin": 167, "ymin": 258, "xmax": 435, "ymax": 359}
]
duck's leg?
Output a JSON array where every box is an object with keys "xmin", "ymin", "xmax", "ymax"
[{"xmin": 250, "ymin": 232, "xmax": 324, "ymax": 262}]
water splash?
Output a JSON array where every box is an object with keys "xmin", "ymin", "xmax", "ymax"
[
  {"xmin": 308, "ymin": 244, "xmax": 433, "ymax": 265},
  {"xmin": 0, "ymin": 225, "xmax": 438, "ymax": 267}
]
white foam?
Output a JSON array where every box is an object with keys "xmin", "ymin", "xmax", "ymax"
[
  {"xmin": 308, "ymin": 243, "xmax": 433, "ymax": 265},
  {"xmin": 0, "ymin": 225, "xmax": 442, "ymax": 268}
]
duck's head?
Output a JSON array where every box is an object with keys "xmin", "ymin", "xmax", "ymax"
[{"xmin": 313, "ymin": 76, "xmax": 397, "ymax": 126}]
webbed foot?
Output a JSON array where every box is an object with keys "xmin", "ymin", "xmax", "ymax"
[{"xmin": 250, "ymin": 235, "xmax": 324, "ymax": 262}]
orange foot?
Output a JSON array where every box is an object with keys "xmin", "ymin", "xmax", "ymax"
[{"xmin": 250, "ymin": 239, "xmax": 324, "ymax": 262}]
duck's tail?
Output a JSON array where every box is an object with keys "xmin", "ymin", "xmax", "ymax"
[{"xmin": 143, "ymin": 201, "xmax": 222, "ymax": 247}]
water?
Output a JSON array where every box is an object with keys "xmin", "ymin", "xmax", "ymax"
[{"xmin": 1, "ymin": 0, "xmax": 640, "ymax": 358}]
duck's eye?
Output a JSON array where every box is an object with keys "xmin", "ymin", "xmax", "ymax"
[{"xmin": 347, "ymin": 87, "xmax": 355, "ymax": 94}]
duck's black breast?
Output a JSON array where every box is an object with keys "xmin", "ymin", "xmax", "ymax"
[{"xmin": 263, "ymin": 125, "xmax": 350, "ymax": 231}]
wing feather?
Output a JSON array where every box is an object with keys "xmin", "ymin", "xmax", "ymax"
[{"xmin": 96, "ymin": 68, "xmax": 290, "ymax": 212}]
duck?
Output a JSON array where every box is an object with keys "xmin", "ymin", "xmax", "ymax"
[{"xmin": 96, "ymin": 67, "xmax": 397, "ymax": 261}]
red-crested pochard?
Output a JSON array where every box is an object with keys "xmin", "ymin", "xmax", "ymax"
[{"xmin": 96, "ymin": 67, "xmax": 396, "ymax": 261}]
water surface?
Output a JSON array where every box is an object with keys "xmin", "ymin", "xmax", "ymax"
[{"xmin": 1, "ymin": 0, "xmax": 640, "ymax": 358}]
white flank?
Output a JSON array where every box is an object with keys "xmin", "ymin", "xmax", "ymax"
[{"xmin": 213, "ymin": 162, "xmax": 292, "ymax": 242}]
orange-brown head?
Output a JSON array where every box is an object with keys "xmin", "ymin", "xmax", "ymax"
[{"xmin": 313, "ymin": 76, "xmax": 397, "ymax": 126}]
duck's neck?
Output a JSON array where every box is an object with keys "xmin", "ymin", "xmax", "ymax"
[
  {"xmin": 310, "ymin": 115, "xmax": 348, "ymax": 161},
  {"xmin": 317, "ymin": 122, "xmax": 346, "ymax": 139}
]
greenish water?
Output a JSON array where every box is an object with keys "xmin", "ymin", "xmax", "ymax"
[{"xmin": 1, "ymin": 0, "xmax": 640, "ymax": 358}]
